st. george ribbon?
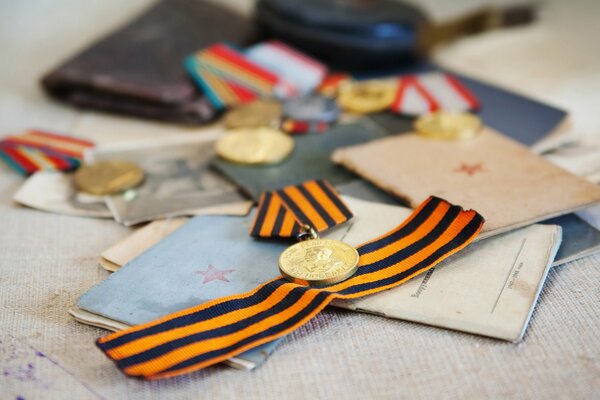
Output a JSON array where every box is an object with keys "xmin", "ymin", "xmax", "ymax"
[
  {"xmin": 96, "ymin": 180, "xmax": 485, "ymax": 379},
  {"xmin": 250, "ymin": 179, "xmax": 354, "ymax": 239}
]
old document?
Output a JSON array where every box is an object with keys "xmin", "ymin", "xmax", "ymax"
[
  {"xmin": 332, "ymin": 128, "xmax": 600, "ymax": 237},
  {"xmin": 14, "ymin": 171, "xmax": 111, "ymax": 218},
  {"xmin": 87, "ymin": 131, "xmax": 252, "ymax": 225},
  {"xmin": 99, "ymin": 217, "xmax": 188, "ymax": 271},
  {"xmin": 335, "ymin": 224, "xmax": 561, "ymax": 342}
]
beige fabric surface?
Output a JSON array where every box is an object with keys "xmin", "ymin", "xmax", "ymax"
[{"xmin": 1, "ymin": 0, "xmax": 599, "ymax": 399}]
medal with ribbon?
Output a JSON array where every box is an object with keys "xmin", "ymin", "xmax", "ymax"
[
  {"xmin": 251, "ymin": 179, "xmax": 357, "ymax": 286},
  {"xmin": 96, "ymin": 180, "xmax": 484, "ymax": 379}
]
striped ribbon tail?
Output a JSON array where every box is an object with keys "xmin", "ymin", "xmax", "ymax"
[
  {"xmin": 249, "ymin": 180, "xmax": 354, "ymax": 239},
  {"xmin": 97, "ymin": 196, "xmax": 484, "ymax": 379}
]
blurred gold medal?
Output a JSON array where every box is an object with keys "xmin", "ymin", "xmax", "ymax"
[
  {"xmin": 74, "ymin": 160, "xmax": 144, "ymax": 195},
  {"xmin": 414, "ymin": 111, "xmax": 482, "ymax": 140},
  {"xmin": 279, "ymin": 238, "xmax": 359, "ymax": 286},
  {"xmin": 215, "ymin": 127, "xmax": 294, "ymax": 165},
  {"xmin": 337, "ymin": 79, "xmax": 397, "ymax": 114},
  {"xmin": 222, "ymin": 99, "xmax": 283, "ymax": 129}
]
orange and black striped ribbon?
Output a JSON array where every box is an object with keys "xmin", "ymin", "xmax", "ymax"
[
  {"xmin": 96, "ymin": 196, "xmax": 484, "ymax": 379},
  {"xmin": 249, "ymin": 180, "xmax": 354, "ymax": 239}
]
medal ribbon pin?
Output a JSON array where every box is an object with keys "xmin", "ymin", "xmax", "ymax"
[{"xmin": 96, "ymin": 180, "xmax": 484, "ymax": 379}]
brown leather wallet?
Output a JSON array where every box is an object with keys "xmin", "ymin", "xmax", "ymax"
[{"xmin": 41, "ymin": 0, "xmax": 258, "ymax": 124}]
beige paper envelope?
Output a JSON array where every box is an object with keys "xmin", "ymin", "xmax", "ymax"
[
  {"xmin": 100, "ymin": 217, "xmax": 188, "ymax": 272},
  {"xmin": 331, "ymin": 128, "xmax": 600, "ymax": 237}
]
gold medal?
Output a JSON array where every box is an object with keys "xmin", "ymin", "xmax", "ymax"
[
  {"xmin": 337, "ymin": 79, "xmax": 397, "ymax": 114},
  {"xmin": 222, "ymin": 99, "xmax": 283, "ymax": 129},
  {"xmin": 279, "ymin": 238, "xmax": 359, "ymax": 286},
  {"xmin": 74, "ymin": 160, "xmax": 144, "ymax": 195},
  {"xmin": 215, "ymin": 127, "xmax": 294, "ymax": 165},
  {"xmin": 414, "ymin": 111, "xmax": 482, "ymax": 140}
]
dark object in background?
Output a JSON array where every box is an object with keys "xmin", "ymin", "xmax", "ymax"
[
  {"xmin": 256, "ymin": 0, "xmax": 535, "ymax": 70},
  {"xmin": 41, "ymin": 0, "xmax": 257, "ymax": 124}
]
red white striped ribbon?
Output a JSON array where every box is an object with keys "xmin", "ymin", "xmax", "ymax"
[{"xmin": 391, "ymin": 72, "xmax": 479, "ymax": 116}]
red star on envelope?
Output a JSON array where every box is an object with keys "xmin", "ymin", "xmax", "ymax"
[
  {"xmin": 195, "ymin": 264, "xmax": 235, "ymax": 284},
  {"xmin": 455, "ymin": 163, "xmax": 484, "ymax": 176}
]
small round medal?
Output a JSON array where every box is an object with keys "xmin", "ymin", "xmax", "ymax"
[
  {"xmin": 278, "ymin": 239, "xmax": 359, "ymax": 286},
  {"xmin": 337, "ymin": 79, "xmax": 398, "ymax": 114},
  {"xmin": 414, "ymin": 111, "xmax": 482, "ymax": 140},
  {"xmin": 215, "ymin": 127, "xmax": 294, "ymax": 165},
  {"xmin": 283, "ymin": 94, "xmax": 340, "ymax": 123},
  {"xmin": 222, "ymin": 99, "xmax": 283, "ymax": 129},
  {"xmin": 74, "ymin": 160, "xmax": 144, "ymax": 195}
]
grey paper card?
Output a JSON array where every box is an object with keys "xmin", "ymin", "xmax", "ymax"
[
  {"xmin": 544, "ymin": 213, "xmax": 600, "ymax": 266},
  {"xmin": 88, "ymin": 131, "xmax": 252, "ymax": 226},
  {"xmin": 577, "ymin": 204, "xmax": 600, "ymax": 230},
  {"xmin": 212, "ymin": 120, "xmax": 389, "ymax": 200}
]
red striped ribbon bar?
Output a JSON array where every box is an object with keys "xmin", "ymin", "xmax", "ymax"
[
  {"xmin": 185, "ymin": 43, "xmax": 280, "ymax": 109},
  {"xmin": 0, "ymin": 144, "xmax": 81, "ymax": 175},
  {"xmin": 96, "ymin": 195, "xmax": 484, "ymax": 379},
  {"xmin": 245, "ymin": 40, "xmax": 328, "ymax": 97},
  {"xmin": 249, "ymin": 180, "xmax": 353, "ymax": 239},
  {"xmin": 0, "ymin": 130, "xmax": 92, "ymax": 175},
  {"xmin": 391, "ymin": 72, "xmax": 480, "ymax": 116},
  {"xmin": 5, "ymin": 129, "xmax": 94, "ymax": 158}
]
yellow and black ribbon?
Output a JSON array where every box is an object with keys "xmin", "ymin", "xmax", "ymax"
[
  {"xmin": 96, "ymin": 196, "xmax": 484, "ymax": 379},
  {"xmin": 250, "ymin": 179, "xmax": 354, "ymax": 239}
]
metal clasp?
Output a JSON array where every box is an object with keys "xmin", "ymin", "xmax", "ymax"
[{"xmin": 296, "ymin": 224, "xmax": 319, "ymax": 241}]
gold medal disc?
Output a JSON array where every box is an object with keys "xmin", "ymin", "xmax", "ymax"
[
  {"xmin": 215, "ymin": 127, "xmax": 294, "ymax": 165},
  {"xmin": 223, "ymin": 99, "xmax": 283, "ymax": 129},
  {"xmin": 414, "ymin": 111, "xmax": 482, "ymax": 140},
  {"xmin": 337, "ymin": 79, "xmax": 397, "ymax": 114},
  {"xmin": 74, "ymin": 160, "xmax": 144, "ymax": 195},
  {"xmin": 278, "ymin": 239, "xmax": 359, "ymax": 286}
]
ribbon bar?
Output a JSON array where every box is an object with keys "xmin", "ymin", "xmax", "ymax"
[
  {"xmin": 0, "ymin": 130, "xmax": 94, "ymax": 175},
  {"xmin": 184, "ymin": 43, "xmax": 280, "ymax": 109},
  {"xmin": 97, "ymin": 196, "xmax": 484, "ymax": 379},
  {"xmin": 250, "ymin": 180, "xmax": 354, "ymax": 239}
]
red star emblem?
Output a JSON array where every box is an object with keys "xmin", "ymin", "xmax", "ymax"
[
  {"xmin": 195, "ymin": 264, "xmax": 235, "ymax": 284},
  {"xmin": 455, "ymin": 163, "xmax": 484, "ymax": 176}
]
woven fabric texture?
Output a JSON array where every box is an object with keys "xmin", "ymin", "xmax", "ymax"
[{"xmin": 1, "ymin": 0, "xmax": 599, "ymax": 398}]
